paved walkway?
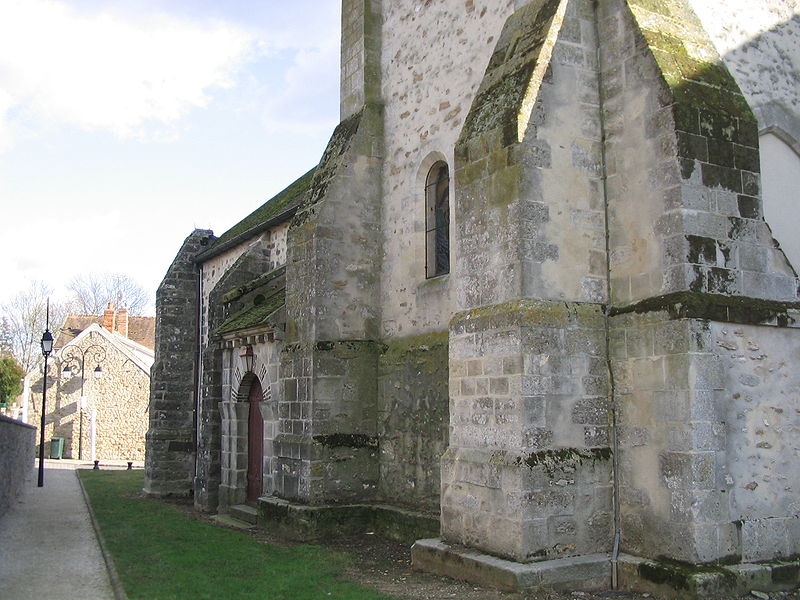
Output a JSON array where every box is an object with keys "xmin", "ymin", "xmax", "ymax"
[{"xmin": 0, "ymin": 460, "xmax": 125, "ymax": 600}]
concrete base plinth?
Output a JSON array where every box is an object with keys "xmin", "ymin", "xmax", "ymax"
[
  {"xmin": 617, "ymin": 554, "xmax": 800, "ymax": 599},
  {"xmin": 412, "ymin": 541, "xmax": 800, "ymax": 597},
  {"xmin": 411, "ymin": 538, "xmax": 611, "ymax": 592},
  {"xmin": 258, "ymin": 496, "xmax": 439, "ymax": 544}
]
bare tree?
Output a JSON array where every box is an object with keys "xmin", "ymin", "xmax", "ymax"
[
  {"xmin": 0, "ymin": 317, "xmax": 13, "ymax": 357},
  {"xmin": 66, "ymin": 273, "xmax": 151, "ymax": 316},
  {"xmin": 0, "ymin": 282, "xmax": 66, "ymax": 373}
]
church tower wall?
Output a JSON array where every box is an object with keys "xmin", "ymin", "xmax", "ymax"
[
  {"xmin": 440, "ymin": 0, "xmax": 614, "ymax": 564},
  {"xmin": 145, "ymin": 229, "xmax": 212, "ymax": 498}
]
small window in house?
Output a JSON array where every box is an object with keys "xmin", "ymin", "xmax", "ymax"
[{"xmin": 425, "ymin": 161, "xmax": 450, "ymax": 278}]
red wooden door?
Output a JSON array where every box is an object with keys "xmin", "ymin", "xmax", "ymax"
[{"xmin": 246, "ymin": 379, "xmax": 263, "ymax": 505}]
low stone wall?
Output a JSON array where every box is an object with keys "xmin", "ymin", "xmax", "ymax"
[{"xmin": 0, "ymin": 415, "xmax": 35, "ymax": 519}]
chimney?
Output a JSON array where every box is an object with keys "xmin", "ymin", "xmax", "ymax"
[
  {"xmin": 103, "ymin": 302, "xmax": 115, "ymax": 333},
  {"xmin": 116, "ymin": 308, "xmax": 129, "ymax": 338}
]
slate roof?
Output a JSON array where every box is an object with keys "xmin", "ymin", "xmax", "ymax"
[
  {"xmin": 196, "ymin": 168, "xmax": 315, "ymax": 263},
  {"xmin": 56, "ymin": 315, "xmax": 155, "ymax": 350}
]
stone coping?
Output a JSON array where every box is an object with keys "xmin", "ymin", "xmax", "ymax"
[
  {"xmin": 411, "ymin": 540, "xmax": 800, "ymax": 597},
  {"xmin": 411, "ymin": 538, "xmax": 610, "ymax": 592}
]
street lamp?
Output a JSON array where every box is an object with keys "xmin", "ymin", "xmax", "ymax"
[
  {"xmin": 240, "ymin": 345, "xmax": 254, "ymax": 373},
  {"xmin": 38, "ymin": 301, "xmax": 54, "ymax": 488},
  {"xmin": 60, "ymin": 336, "xmax": 105, "ymax": 461}
]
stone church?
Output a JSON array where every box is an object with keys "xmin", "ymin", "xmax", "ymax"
[{"xmin": 146, "ymin": 0, "xmax": 800, "ymax": 595}]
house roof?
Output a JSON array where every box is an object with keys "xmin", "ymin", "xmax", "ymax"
[
  {"xmin": 195, "ymin": 167, "xmax": 315, "ymax": 263},
  {"xmin": 56, "ymin": 315, "xmax": 155, "ymax": 350},
  {"xmin": 56, "ymin": 324, "xmax": 154, "ymax": 375}
]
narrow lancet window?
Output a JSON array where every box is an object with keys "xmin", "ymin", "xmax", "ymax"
[{"xmin": 425, "ymin": 161, "xmax": 450, "ymax": 278}]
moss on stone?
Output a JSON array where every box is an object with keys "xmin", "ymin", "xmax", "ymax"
[
  {"xmin": 215, "ymin": 286, "xmax": 285, "ymax": 336},
  {"xmin": 458, "ymin": 0, "xmax": 560, "ymax": 146},
  {"xmin": 380, "ymin": 331, "xmax": 448, "ymax": 364},
  {"xmin": 628, "ymin": 0, "xmax": 756, "ymax": 123},
  {"xmin": 221, "ymin": 266, "xmax": 286, "ymax": 304},
  {"xmin": 312, "ymin": 433, "xmax": 379, "ymax": 449},
  {"xmin": 638, "ymin": 557, "xmax": 737, "ymax": 593},
  {"xmin": 451, "ymin": 299, "xmax": 604, "ymax": 332},
  {"xmin": 513, "ymin": 447, "xmax": 612, "ymax": 476},
  {"xmin": 609, "ymin": 291, "xmax": 800, "ymax": 326}
]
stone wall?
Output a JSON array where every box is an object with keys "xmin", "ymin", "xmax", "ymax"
[
  {"xmin": 145, "ymin": 229, "xmax": 212, "ymax": 497},
  {"xmin": 341, "ymin": 0, "xmax": 382, "ymax": 120},
  {"xmin": 611, "ymin": 300, "xmax": 800, "ymax": 564},
  {"xmin": 195, "ymin": 244, "xmax": 286, "ymax": 511},
  {"xmin": 379, "ymin": 0, "xmax": 514, "ymax": 338},
  {"xmin": 714, "ymin": 321, "xmax": 800, "ymax": 562},
  {"xmin": 378, "ymin": 332, "xmax": 449, "ymax": 512},
  {"xmin": 0, "ymin": 415, "xmax": 35, "ymax": 519},
  {"xmin": 442, "ymin": 299, "xmax": 613, "ymax": 562},
  {"xmin": 280, "ymin": 83, "xmax": 384, "ymax": 503},
  {"xmin": 600, "ymin": 0, "xmax": 798, "ymax": 306}
]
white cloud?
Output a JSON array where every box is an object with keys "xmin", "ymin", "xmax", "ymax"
[
  {"xmin": 260, "ymin": 42, "xmax": 340, "ymax": 137},
  {"xmin": 0, "ymin": 0, "xmax": 254, "ymax": 148}
]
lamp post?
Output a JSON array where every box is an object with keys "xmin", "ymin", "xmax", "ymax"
[
  {"xmin": 60, "ymin": 336, "xmax": 105, "ymax": 461},
  {"xmin": 38, "ymin": 301, "xmax": 54, "ymax": 488}
]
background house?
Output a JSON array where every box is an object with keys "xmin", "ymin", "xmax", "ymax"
[{"xmin": 25, "ymin": 304, "xmax": 154, "ymax": 462}]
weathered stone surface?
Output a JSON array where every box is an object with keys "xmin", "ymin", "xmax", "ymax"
[
  {"xmin": 145, "ymin": 229, "xmax": 212, "ymax": 498},
  {"xmin": 145, "ymin": 0, "xmax": 800, "ymax": 595},
  {"xmin": 0, "ymin": 416, "xmax": 35, "ymax": 519}
]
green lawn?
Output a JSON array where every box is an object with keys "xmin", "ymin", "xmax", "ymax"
[{"xmin": 78, "ymin": 470, "xmax": 396, "ymax": 600}]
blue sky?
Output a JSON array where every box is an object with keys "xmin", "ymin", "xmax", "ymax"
[{"xmin": 0, "ymin": 0, "xmax": 341, "ymax": 312}]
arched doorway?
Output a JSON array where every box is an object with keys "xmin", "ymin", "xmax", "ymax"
[{"xmin": 246, "ymin": 378, "xmax": 264, "ymax": 505}]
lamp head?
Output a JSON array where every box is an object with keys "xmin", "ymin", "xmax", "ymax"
[
  {"xmin": 62, "ymin": 366, "xmax": 73, "ymax": 380},
  {"xmin": 41, "ymin": 330, "xmax": 54, "ymax": 357},
  {"xmin": 240, "ymin": 345, "xmax": 254, "ymax": 373},
  {"xmin": 94, "ymin": 365, "xmax": 103, "ymax": 379}
]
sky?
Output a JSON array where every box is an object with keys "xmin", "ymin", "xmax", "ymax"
[{"xmin": 0, "ymin": 0, "xmax": 341, "ymax": 314}]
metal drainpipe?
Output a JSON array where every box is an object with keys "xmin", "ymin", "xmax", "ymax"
[
  {"xmin": 193, "ymin": 261, "xmax": 203, "ymax": 492},
  {"xmin": 594, "ymin": 0, "xmax": 622, "ymax": 588}
]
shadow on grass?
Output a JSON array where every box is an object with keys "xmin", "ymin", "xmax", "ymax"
[{"xmin": 78, "ymin": 470, "xmax": 396, "ymax": 600}]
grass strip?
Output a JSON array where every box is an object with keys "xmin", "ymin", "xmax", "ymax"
[{"xmin": 78, "ymin": 470, "xmax": 396, "ymax": 600}]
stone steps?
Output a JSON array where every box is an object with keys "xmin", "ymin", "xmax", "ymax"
[
  {"xmin": 211, "ymin": 512, "xmax": 255, "ymax": 531},
  {"xmin": 229, "ymin": 504, "xmax": 258, "ymax": 525}
]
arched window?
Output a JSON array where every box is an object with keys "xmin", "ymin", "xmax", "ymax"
[{"xmin": 425, "ymin": 161, "xmax": 450, "ymax": 278}]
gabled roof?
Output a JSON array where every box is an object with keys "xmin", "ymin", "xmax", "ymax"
[
  {"xmin": 56, "ymin": 324, "xmax": 154, "ymax": 375},
  {"xmin": 196, "ymin": 168, "xmax": 315, "ymax": 263},
  {"xmin": 56, "ymin": 315, "xmax": 155, "ymax": 350}
]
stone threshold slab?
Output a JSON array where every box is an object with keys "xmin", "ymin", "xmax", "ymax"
[
  {"xmin": 617, "ymin": 553, "xmax": 800, "ymax": 598},
  {"xmin": 412, "ymin": 541, "xmax": 800, "ymax": 597},
  {"xmin": 411, "ymin": 538, "xmax": 611, "ymax": 592}
]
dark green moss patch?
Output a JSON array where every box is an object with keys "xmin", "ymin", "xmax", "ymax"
[
  {"xmin": 313, "ymin": 434, "xmax": 379, "ymax": 449},
  {"xmin": 380, "ymin": 331, "xmax": 448, "ymax": 363},
  {"xmin": 514, "ymin": 447, "xmax": 611, "ymax": 476},
  {"xmin": 215, "ymin": 290, "xmax": 285, "ymax": 335},
  {"xmin": 610, "ymin": 291, "xmax": 800, "ymax": 326},
  {"xmin": 221, "ymin": 266, "xmax": 286, "ymax": 304},
  {"xmin": 771, "ymin": 563, "xmax": 800, "ymax": 584},
  {"xmin": 458, "ymin": 0, "xmax": 560, "ymax": 146},
  {"xmin": 630, "ymin": 1, "xmax": 756, "ymax": 124},
  {"xmin": 638, "ymin": 557, "xmax": 737, "ymax": 593}
]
